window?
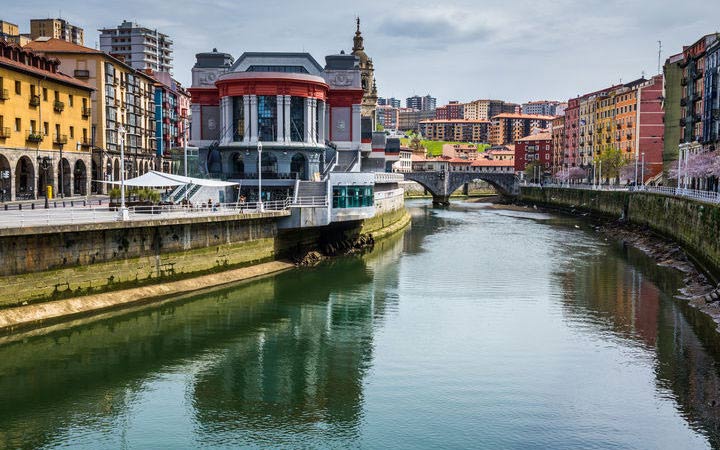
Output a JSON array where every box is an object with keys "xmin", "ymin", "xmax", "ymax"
[
  {"xmin": 69, "ymin": 126, "xmax": 74, "ymax": 138},
  {"xmin": 15, "ymin": 118, "xmax": 20, "ymax": 132},
  {"xmin": 232, "ymin": 96, "xmax": 244, "ymax": 141},
  {"xmin": 42, "ymin": 88, "xmax": 47, "ymax": 101},
  {"xmin": 257, "ymin": 95, "xmax": 277, "ymax": 141},
  {"xmin": 43, "ymin": 122, "xmax": 49, "ymax": 136},
  {"xmin": 54, "ymin": 90, "xmax": 59, "ymax": 101},
  {"xmin": 14, "ymin": 81, "xmax": 20, "ymax": 95},
  {"xmin": 30, "ymin": 120, "xmax": 36, "ymax": 132},
  {"xmin": 290, "ymin": 97, "xmax": 304, "ymax": 142},
  {"xmin": 69, "ymin": 94, "xmax": 73, "ymax": 107}
]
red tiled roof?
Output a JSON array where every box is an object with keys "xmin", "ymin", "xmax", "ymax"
[
  {"xmin": 0, "ymin": 46, "xmax": 92, "ymax": 90},
  {"xmin": 517, "ymin": 132, "xmax": 552, "ymax": 141},
  {"xmin": 491, "ymin": 113, "xmax": 556, "ymax": 120},
  {"xmin": 24, "ymin": 38, "xmax": 104, "ymax": 54},
  {"xmin": 471, "ymin": 159, "xmax": 514, "ymax": 167},
  {"xmin": 419, "ymin": 119, "xmax": 490, "ymax": 124}
]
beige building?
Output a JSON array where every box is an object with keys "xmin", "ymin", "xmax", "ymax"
[
  {"xmin": 26, "ymin": 38, "xmax": 159, "ymax": 193},
  {"xmin": 30, "ymin": 19, "xmax": 84, "ymax": 45},
  {"xmin": 0, "ymin": 20, "xmax": 30, "ymax": 46}
]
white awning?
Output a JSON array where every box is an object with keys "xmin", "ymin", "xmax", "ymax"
[{"xmin": 97, "ymin": 171, "xmax": 239, "ymax": 187}]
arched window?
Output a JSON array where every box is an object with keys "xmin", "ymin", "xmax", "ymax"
[
  {"xmin": 290, "ymin": 153, "xmax": 306, "ymax": 179},
  {"xmin": 261, "ymin": 152, "xmax": 277, "ymax": 175},
  {"xmin": 232, "ymin": 153, "xmax": 244, "ymax": 176}
]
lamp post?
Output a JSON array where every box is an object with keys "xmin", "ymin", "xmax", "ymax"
[
  {"xmin": 257, "ymin": 141, "xmax": 263, "ymax": 211},
  {"xmin": 634, "ymin": 151, "xmax": 639, "ymax": 189},
  {"xmin": 118, "ymin": 125, "xmax": 129, "ymax": 220},
  {"xmin": 59, "ymin": 143, "xmax": 64, "ymax": 199},
  {"xmin": 183, "ymin": 117, "xmax": 188, "ymax": 178},
  {"xmin": 640, "ymin": 152, "xmax": 645, "ymax": 190}
]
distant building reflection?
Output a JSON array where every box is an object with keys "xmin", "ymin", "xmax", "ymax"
[{"xmin": 555, "ymin": 243, "xmax": 720, "ymax": 446}]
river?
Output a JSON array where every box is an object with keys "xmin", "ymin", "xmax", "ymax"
[{"xmin": 1, "ymin": 200, "xmax": 720, "ymax": 449}]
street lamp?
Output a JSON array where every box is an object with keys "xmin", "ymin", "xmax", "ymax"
[
  {"xmin": 118, "ymin": 125, "xmax": 129, "ymax": 220},
  {"xmin": 640, "ymin": 152, "xmax": 645, "ymax": 190},
  {"xmin": 634, "ymin": 151, "xmax": 639, "ymax": 189},
  {"xmin": 257, "ymin": 141, "xmax": 263, "ymax": 211}
]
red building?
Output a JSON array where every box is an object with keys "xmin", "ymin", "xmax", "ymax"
[
  {"xmin": 636, "ymin": 75, "xmax": 665, "ymax": 180},
  {"xmin": 564, "ymin": 98, "xmax": 579, "ymax": 168},
  {"xmin": 435, "ymin": 101, "xmax": 464, "ymax": 120},
  {"xmin": 514, "ymin": 132, "xmax": 552, "ymax": 173}
]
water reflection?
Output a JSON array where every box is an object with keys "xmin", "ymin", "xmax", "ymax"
[
  {"xmin": 0, "ymin": 232, "xmax": 405, "ymax": 449},
  {"xmin": 555, "ymin": 234, "xmax": 720, "ymax": 447}
]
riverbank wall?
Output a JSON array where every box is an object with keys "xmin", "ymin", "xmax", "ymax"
[
  {"xmin": 519, "ymin": 187, "xmax": 720, "ymax": 276},
  {"xmin": 0, "ymin": 199, "xmax": 410, "ymax": 310}
]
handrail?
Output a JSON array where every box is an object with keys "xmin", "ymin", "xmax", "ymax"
[{"xmin": 322, "ymin": 150, "xmax": 337, "ymax": 179}]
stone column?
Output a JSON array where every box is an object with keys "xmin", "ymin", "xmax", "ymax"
[
  {"xmin": 243, "ymin": 96, "xmax": 250, "ymax": 143},
  {"xmin": 220, "ymin": 96, "xmax": 232, "ymax": 144},
  {"xmin": 317, "ymin": 100, "xmax": 326, "ymax": 145},
  {"xmin": 304, "ymin": 98, "xmax": 312, "ymax": 143},
  {"xmin": 276, "ymin": 95, "xmax": 285, "ymax": 143},
  {"xmin": 191, "ymin": 104, "xmax": 201, "ymax": 140},
  {"xmin": 352, "ymin": 104, "xmax": 362, "ymax": 147},
  {"xmin": 284, "ymin": 95, "xmax": 291, "ymax": 143},
  {"xmin": 310, "ymin": 98, "xmax": 317, "ymax": 144},
  {"xmin": 250, "ymin": 95, "xmax": 258, "ymax": 144}
]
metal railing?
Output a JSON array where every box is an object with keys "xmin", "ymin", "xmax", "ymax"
[
  {"xmin": 529, "ymin": 182, "xmax": 720, "ymax": 204},
  {"xmin": 291, "ymin": 196, "xmax": 327, "ymax": 207}
]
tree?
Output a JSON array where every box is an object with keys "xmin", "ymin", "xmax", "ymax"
[
  {"xmin": 594, "ymin": 147, "xmax": 627, "ymax": 183},
  {"xmin": 409, "ymin": 135, "xmax": 425, "ymax": 155},
  {"xmin": 524, "ymin": 162, "xmax": 541, "ymax": 182},
  {"xmin": 375, "ymin": 122, "xmax": 385, "ymax": 132}
]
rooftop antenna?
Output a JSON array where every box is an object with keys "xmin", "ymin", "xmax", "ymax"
[{"xmin": 657, "ymin": 40, "xmax": 662, "ymax": 75}]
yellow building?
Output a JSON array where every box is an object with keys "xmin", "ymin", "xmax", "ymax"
[
  {"xmin": 0, "ymin": 40, "xmax": 93, "ymax": 201},
  {"xmin": 26, "ymin": 38, "xmax": 158, "ymax": 194}
]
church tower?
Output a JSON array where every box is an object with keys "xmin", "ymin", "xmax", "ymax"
[{"xmin": 351, "ymin": 18, "xmax": 378, "ymax": 119}]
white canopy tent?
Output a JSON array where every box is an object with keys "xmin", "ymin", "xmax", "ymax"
[{"xmin": 98, "ymin": 171, "xmax": 239, "ymax": 188}]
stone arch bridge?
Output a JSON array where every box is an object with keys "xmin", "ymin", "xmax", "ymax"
[{"xmin": 405, "ymin": 171, "xmax": 520, "ymax": 206}]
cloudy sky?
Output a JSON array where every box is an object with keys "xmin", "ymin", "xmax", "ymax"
[{"xmin": 6, "ymin": 0, "xmax": 720, "ymax": 105}]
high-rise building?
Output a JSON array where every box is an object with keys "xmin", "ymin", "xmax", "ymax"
[
  {"xmin": 378, "ymin": 97, "xmax": 401, "ymax": 108},
  {"xmin": 397, "ymin": 108, "xmax": 435, "ymax": 131},
  {"xmin": 406, "ymin": 95, "xmax": 436, "ymax": 111},
  {"xmin": 521, "ymin": 100, "xmax": 563, "ymax": 116},
  {"xmin": 99, "ymin": 20, "xmax": 173, "ymax": 73},
  {"xmin": 376, "ymin": 105, "xmax": 398, "ymax": 130},
  {"xmin": 30, "ymin": 18, "xmax": 84, "ymax": 45}
]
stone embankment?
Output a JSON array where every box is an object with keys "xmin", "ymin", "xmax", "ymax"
[
  {"xmin": 0, "ymin": 207, "xmax": 411, "ymax": 335},
  {"xmin": 519, "ymin": 187, "xmax": 720, "ymax": 329}
]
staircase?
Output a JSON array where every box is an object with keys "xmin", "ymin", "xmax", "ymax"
[
  {"xmin": 168, "ymin": 184, "xmax": 202, "ymax": 203},
  {"xmin": 295, "ymin": 181, "xmax": 327, "ymax": 204},
  {"xmin": 333, "ymin": 151, "xmax": 359, "ymax": 172}
]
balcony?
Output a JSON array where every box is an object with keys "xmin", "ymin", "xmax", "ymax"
[
  {"xmin": 680, "ymin": 98, "xmax": 687, "ymax": 107},
  {"xmin": 79, "ymin": 137, "xmax": 92, "ymax": 148},
  {"xmin": 29, "ymin": 95, "xmax": 40, "ymax": 107},
  {"xmin": 26, "ymin": 131, "xmax": 43, "ymax": 143},
  {"xmin": 82, "ymin": 107, "xmax": 92, "ymax": 118},
  {"xmin": 680, "ymin": 118, "xmax": 686, "ymax": 127},
  {"xmin": 694, "ymin": 70, "xmax": 703, "ymax": 80},
  {"xmin": 53, "ymin": 134, "xmax": 68, "ymax": 145},
  {"xmin": 681, "ymin": 77, "xmax": 688, "ymax": 86},
  {"xmin": 0, "ymin": 89, "xmax": 8, "ymax": 101},
  {"xmin": 0, "ymin": 127, "xmax": 10, "ymax": 139},
  {"xmin": 53, "ymin": 100, "xmax": 65, "ymax": 112},
  {"xmin": 626, "ymin": 133, "xmax": 632, "ymax": 139},
  {"xmin": 694, "ymin": 113, "xmax": 702, "ymax": 122}
]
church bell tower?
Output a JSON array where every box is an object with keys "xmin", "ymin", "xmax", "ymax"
[{"xmin": 351, "ymin": 18, "xmax": 378, "ymax": 119}]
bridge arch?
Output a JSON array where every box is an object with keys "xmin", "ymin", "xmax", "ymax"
[{"xmin": 405, "ymin": 170, "xmax": 519, "ymax": 206}]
